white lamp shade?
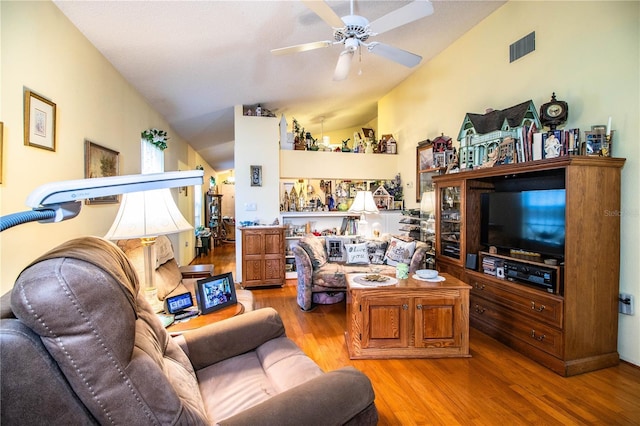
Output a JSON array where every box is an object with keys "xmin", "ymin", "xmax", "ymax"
[
  {"xmin": 349, "ymin": 191, "xmax": 379, "ymax": 214},
  {"xmin": 104, "ymin": 188, "xmax": 192, "ymax": 239},
  {"xmin": 420, "ymin": 191, "xmax": 436, "ymax": 214}
]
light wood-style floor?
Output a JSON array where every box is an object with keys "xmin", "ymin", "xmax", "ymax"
[{"xmin": 193, "ymin": 242, "xmax": 640, "ymax": 425}]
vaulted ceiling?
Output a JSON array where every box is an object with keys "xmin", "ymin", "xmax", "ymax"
[{"xmin": 53, "ymin": 0, "xmax": 505, "ymax": 171}]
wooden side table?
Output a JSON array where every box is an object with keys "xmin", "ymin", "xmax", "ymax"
[
  {"xmin": 179, "ymin": 264, "xmax": 214, "ymax": 279},
  {"xmin": 167, "ymin": 303, "xmax": 244, "ymax": 333}
]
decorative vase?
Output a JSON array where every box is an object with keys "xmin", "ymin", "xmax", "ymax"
[{"xmin": 365, "ymin": 141, "xmax": 373, "ymax": 154}]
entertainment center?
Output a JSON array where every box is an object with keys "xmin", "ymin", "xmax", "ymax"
[{"xmin": 433, "ymin": 156, "xmax": 625, "ymax": 376}]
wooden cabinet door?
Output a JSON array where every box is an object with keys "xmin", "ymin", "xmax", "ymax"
[
  {"xmin": 362, "ymin": 296, "xmax": 410, "ymax": 349},
  {"xmin": 241, "ymin": 228, "xmax": 285, "ymax": 287},
  {"xmin": 414, "ymin": 296, "xmax": 462, "ymax": 349},
  {"xmin": 243, "ymin": 232, "xmax": 264, "ymax": 256},
  {"xmin": 264, "ymin": 231, "xmax": 283, "ymax": 255}
]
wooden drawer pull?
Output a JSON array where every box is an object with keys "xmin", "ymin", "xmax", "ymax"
[
  {"xmin": 402, "ymin": 304, "xmax": 409, "ymax": 310},
  {"xmin": 531, "ymin": 330, "xmax": 546, "ymax": 341},
  {"xmin": 416, "ymin": 304, "xmax": 423, "ymax": 310},
  {"xmin": 531, "ymin": 301, "xmax": 546, "ymax": 312},
  {"xmin": 474, "ymin": 304, "xmax": 485, "ymax": 314}
]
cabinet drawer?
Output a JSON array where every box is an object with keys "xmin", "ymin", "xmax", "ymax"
[
  {"xmin": 469, "ymin": 274, "xmax": 563, "ymax": 328},
  {"xmin": 471, "ymin": 294, "xmax": 563, "ymax": 358}
]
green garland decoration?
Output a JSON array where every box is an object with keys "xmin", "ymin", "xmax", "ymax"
[{"xmin": 141, "ymin": 128, "xmax": 169, "ymax": 151}]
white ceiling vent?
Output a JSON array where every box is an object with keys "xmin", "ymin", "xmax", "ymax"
[{"xmin": 510, "ymin": 31, "xmax": 535, "ymax": 63}]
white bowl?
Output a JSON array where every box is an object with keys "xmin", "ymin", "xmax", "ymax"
[{"xmin": 416, "ymin": 269, "xmax": 438, "ymax": 279}]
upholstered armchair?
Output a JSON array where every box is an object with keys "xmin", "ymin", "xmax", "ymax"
[{"xmin": 0, "ymin": 236, "xmax": 377, "ymax": 425}]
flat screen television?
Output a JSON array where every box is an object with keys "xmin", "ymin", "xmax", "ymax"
[{"xmin": 480, "ymin": 189, "xmax": 566, "ymax": 259}]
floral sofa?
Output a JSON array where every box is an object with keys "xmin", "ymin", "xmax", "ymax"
[{"xmin": 293, "ymin": 234, "xmax": 428, "ymax": 311}]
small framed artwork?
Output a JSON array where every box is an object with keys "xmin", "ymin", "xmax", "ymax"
[
  {"xmin": 196, "ymin": 272, "xmax": 238, "ymax": 315},
  {"xmin": 362, "ymin": 128, "xmax": 375, "ymax": 141},
  {"xmin": 417, "ymin": 142, "xmax": 434, "ymax": 172},
  {"xmin": 24, "ymin": 90, "xmax": 56, "ymax": 151},
  {"xmin": 84, "ymin": 140, "xmax": 120, "ymax": 204},
  {"xmin": 250, "ymin": 165, "xmax": 262, "ymax": 187}
]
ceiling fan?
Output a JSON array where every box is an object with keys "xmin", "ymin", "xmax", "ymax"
[{"xmin": 271, "ymin": 0, "xmax": 434, "ymax": 80}]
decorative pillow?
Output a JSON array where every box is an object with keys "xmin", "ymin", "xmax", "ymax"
[
  {"xmin": 297, "ymin": 236, "xmax": 327, "ymax": 268},
  {"xmin": 384, "ymin": 237, "xmax": 417, "ymax": 266},
  {"xmin": 365, "ymin": 240, "xmax": 388, "ymax": 265},
  {"xmin": 345, "ymin": 243, "xmax": 369, "ymax": 264},
  {"xmin": 325, "ymin": 237, "xmax": 356, "ymax": 262}
]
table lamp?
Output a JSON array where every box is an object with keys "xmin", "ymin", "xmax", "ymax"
[
  {"xmin": 421, "ymin": 191, "xmax": 436, "ymax": 236},
  {"xmin": 348, "ymin": 190, "xmax": 379, "ymax": 237},
  {"xmin": 104, "ymin": 188, "xmax": 193, "ymax": 312}
]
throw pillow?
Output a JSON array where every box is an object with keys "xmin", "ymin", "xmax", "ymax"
[
  {"xmin": 365, "ymin": 240, "xmax": 388, "ymax": 265},
  {"xmin": 297, "ymin": 236, "xmax": 328, "ymax": 268},
  {"xmin": 326, "ymin": 237, "xmax": 356, "ymax": 262},
  {"xmin": 384, "ymin": 237, "xmax": 417, "ymax": 266},
  {"xmin": 345, "ymin": 243, "xmax": 369, "ymax": 264}
]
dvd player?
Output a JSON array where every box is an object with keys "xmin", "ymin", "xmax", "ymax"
[{"xmin": 503, "ymin": 260, "xmax": 556, "ymax": 293}]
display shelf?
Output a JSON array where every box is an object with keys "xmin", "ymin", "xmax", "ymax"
[{"xmin": 205, "ymin": 192, "xmax": 224, "ymax": 247}]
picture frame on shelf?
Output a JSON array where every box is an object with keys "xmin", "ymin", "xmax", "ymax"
[
  {"xmin": 84, "ymin": 140, "xmax": 120, "ymax": 204},
  {"xmin": 24, "ymin": 90, "xmax": 56, "ymax": 151},
  {"xmin": 196, "ymin": 272, "xmax": 238, "ymax": 315},
  {"xmin": 362, "ymin": 128, "xmax": 375, "ymax": 141},
  {"xmin": 250, "ymin": 165, "xmax": 262, "ymax": 186}
]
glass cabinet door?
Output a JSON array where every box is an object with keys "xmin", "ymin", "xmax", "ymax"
[{"xmin": 439, "ymin": 185, "xmax": 462, "ymax": 260}]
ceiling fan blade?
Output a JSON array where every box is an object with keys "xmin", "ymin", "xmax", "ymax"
[
  {"xmin": 369, "ymin": 0, "xmax": 434, "ymax": 35},
  {"xmin": 333, "ymin": 50, "xmax": 354, "ymax": 81},
  {"xmin": 271, "ymin": 40, "xmax": 333, "ymax": 56},
  {"xmin": 368, "ymin": 42, "xmax": 422, "ymax": 68},
  {"xmin": 302, "ymin": 0, "xmax": 345, "ymax": 28}
]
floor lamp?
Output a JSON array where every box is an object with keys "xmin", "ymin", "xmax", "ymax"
[
  {"xmin": 104, "ymin": 188, "xmax": 193, "ymax": 312},
  {"xmin": 348, "ymin": 190, "xmax": 379, "ymax": 238}
]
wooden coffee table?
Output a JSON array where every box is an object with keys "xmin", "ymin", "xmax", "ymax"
[
  {"xmin": 167, "ymin": 303, "xmax": 243, "ymax": 333},
  {"xmin": 345, "ymin": 272, "xmax": 471, "ymax": 359}
]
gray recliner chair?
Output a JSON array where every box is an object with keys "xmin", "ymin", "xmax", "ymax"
[{"xmin": 0, "ymin": 236, "xmax": 377, "ymax": 425}]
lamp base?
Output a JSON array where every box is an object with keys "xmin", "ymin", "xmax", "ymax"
[{"xmin": 144, "ymin": 287, "xmax": 164, "ymax": 313}]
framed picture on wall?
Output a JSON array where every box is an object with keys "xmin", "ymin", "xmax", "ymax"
[
  {"xmin": 417, "ymin": 142, "xmax": 434, "ymax": 171},
  {"xmin": 84, "ymin": 140, "xmax": 120, "ymax": 204},
  {"xmin": 24, "ymin": 90, "xmax": 56, "ymax": 151},
  {"xmin": 250, "ymin": 165, "xmax": 262, "ymax": 187},
  {"xmin": 416, "ymin": 142, "xmax": 442, "ymax": 202}
]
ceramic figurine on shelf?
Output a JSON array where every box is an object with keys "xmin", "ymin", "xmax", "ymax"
[
  {"xmin": 341, "ymin": 138, "xmax": 351, "ymax": 152},
  {"xmin": 327, "ymin": 194, "xmax": 335, "ymax": 211},
  {"xmin": 365, "ymin": 140, "xmax": 373, "ymax": 154},
  {"xmin": 289, "ymin": 187, "xmax": 298, "ymax": 211}
]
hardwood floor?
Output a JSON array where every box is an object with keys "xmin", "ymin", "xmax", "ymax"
[{"xmin": 192, "ymin": 242, "xmax": 640, "ymax": 425}]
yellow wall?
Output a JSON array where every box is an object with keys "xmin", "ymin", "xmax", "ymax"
[
  {"xmin": 0, "ymin": 1, "xmax": 207, "ymax": 293},
  {"xmin": 379, "ymin": 1, "xmax": 639, "ymax": 365}
]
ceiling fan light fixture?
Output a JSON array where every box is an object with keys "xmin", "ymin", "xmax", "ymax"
[
  {"xmin": 333, "ymin": 50, "xmax": 354, "ymax": 81},
  {"xmin": 273, "ymin": 0, "xmax": 434, "ymax": 80},
  {"xmin": 344, "ymin": 37, "xmax": 359, "ymax": 53}
]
